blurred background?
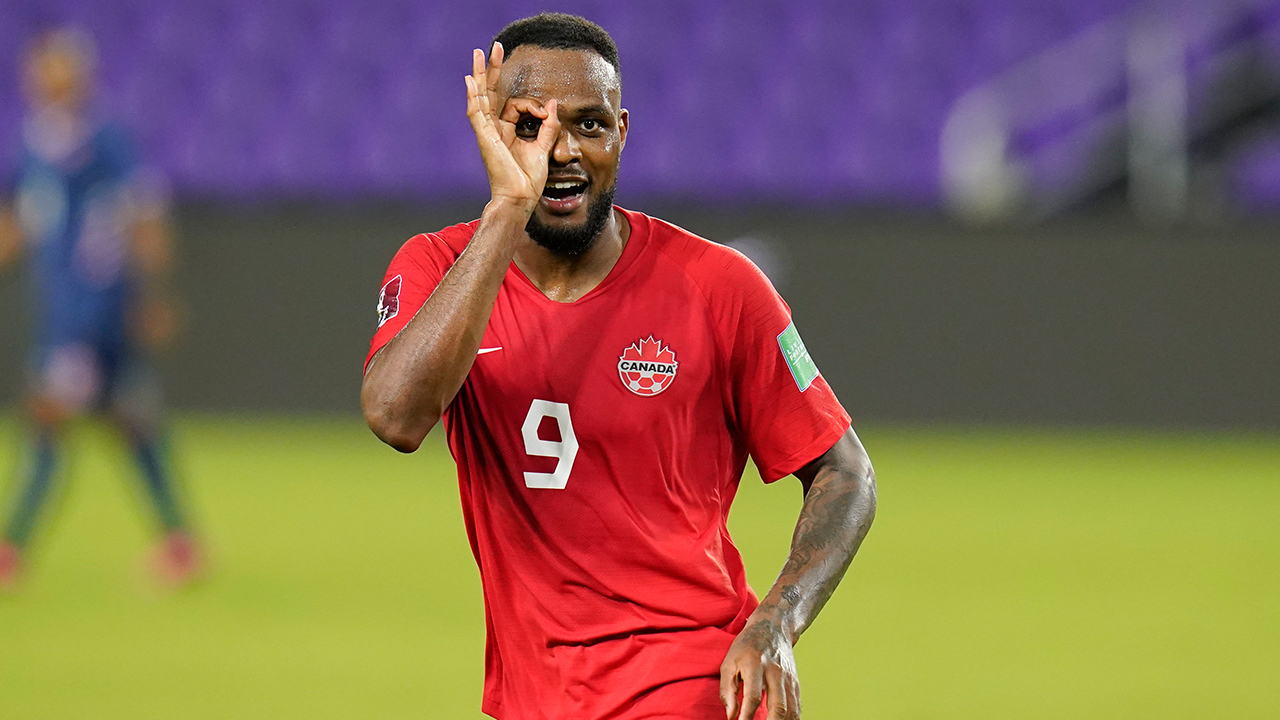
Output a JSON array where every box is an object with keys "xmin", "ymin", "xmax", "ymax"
[{"xmin": 0, "ymin": 1, "xmax": 1276, "ymax": 719}]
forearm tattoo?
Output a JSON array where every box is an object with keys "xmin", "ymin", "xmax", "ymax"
[{"xmin": 757, "ymin": 454, "xmax": 876, "ymax": 643}]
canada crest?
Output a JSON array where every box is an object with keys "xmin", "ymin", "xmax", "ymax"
[{"xmin": 618, "ymin": 336, "xmax": 678, "ymax": 397}]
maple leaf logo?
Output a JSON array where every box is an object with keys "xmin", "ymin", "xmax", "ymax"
[{"xmin": 617, "ymin": 336, "xmax": 678, "ymax": 397}]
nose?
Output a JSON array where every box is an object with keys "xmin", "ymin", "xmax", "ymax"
[{"xmin": 550, "ymin": 125, "xmax": 582, "ymax": 165}]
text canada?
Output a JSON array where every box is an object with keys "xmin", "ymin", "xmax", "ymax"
[{"xmin": 618, "ymin": 361, "xmax": 678, "ymax": 374}]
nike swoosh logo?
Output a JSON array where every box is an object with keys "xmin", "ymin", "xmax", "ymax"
[{"xmin": 477, "ymin": 347, "xmax": 503, "ymax": 355}]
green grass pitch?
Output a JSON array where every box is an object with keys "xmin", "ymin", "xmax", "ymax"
[{"xmin": 0, "ymin": 416, "xmax": 1276, "ymax": 719}]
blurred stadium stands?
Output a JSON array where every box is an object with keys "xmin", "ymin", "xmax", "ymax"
[
  {"xmin": 1, "ymin": 0, "xmax": 1277, "ymax": 210},
  {"xmin": 1, "ymin": 1, "xmax": 1277, "ymax": 426}
]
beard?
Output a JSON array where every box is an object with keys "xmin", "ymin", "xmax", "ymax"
[{"xmin": 525, "ymin": 183, "xmax": 617, "ymax": 257}]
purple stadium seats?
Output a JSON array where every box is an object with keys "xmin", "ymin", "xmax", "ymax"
[{"xmin": 0, "ymin": 0, "xmax": 1276, "ymax": 209}]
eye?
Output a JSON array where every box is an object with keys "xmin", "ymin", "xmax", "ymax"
[
  {"xmin": 579, "ymin": 118, "xmax": 601, "ymax": 133},
  {"xmin": 516, "ymin": 117, "xmax": 542, "ymax": 136}
]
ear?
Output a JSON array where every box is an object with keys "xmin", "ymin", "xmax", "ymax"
[{"xmin": 617, "ymin": 108, "xmax": 629, "ymax": 152}]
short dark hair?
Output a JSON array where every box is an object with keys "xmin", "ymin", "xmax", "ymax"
[{"xmin": 492, "ymin": 13, "xmax": 620, "ymax": 75}]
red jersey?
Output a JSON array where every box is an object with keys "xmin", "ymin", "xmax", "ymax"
[{"xmin": 367, "ymin": 208, "xmax": 850, "ymax": 720}]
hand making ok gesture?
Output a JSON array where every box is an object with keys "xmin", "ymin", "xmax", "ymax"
[{"xmin": 465, "ymin": 42, "xmax": 561, "ymax": 212}]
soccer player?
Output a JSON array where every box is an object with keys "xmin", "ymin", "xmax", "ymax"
[
  {"xmin": 0, "ymin": 29, "xmax": 199, "ymax": 588},
  {"xmin": 361, "ymin": 14, "xmax": 876, "ymax": 720}
]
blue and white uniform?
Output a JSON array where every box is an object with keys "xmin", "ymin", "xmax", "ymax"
[
  {"xmin": 12, "ymin": 111, "xmax": 157, "ymax": 411},
  {"xmin": 1, "ymin": 46, "xmax": 193, "ymax": 565}
]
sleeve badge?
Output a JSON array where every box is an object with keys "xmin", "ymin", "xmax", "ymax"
[{"xmin": 376, "ymin": 275, "xmax": 402, "ymax": 328}]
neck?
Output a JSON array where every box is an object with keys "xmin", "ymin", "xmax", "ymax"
[{"xmin": 514, "ymin": 208, "xmax": 630, "ymax": 303}]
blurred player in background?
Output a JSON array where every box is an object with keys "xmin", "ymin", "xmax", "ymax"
[
  {"xmin": 362, "ymin": 14, "xmax": 875, "ymax": 720},
  {"xmin": 0, "ymin": 28, "xmax": 200, "ymax": 589}
]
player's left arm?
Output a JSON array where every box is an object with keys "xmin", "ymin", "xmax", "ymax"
[
  {"xmin": 128, "ymin": 198, "xmax": 181, "ymax": 351},
  {"xmin": 721, "ymin": 426, "xmax": 876, "ymax": 720},
  {"xmin": 0, "ymin": 204, "xmax": 22, "ymax": 271}
]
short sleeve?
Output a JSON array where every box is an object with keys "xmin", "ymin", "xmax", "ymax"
[
  {"xmin": 364, "ymin": 234, "xmax": 455, "ymax": 372},
  {"xmin": 721, "ymin": 252, "xmax": 851, "ymax": 482}
]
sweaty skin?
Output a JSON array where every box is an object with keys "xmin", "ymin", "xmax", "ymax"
[{"xmin": 360, "ymin": 42, "xmax": 876, "ymax": 720}]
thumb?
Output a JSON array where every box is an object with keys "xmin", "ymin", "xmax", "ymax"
[{"xmin": 720, "ymin": 666, "xmax": 741, "ymax": 720}]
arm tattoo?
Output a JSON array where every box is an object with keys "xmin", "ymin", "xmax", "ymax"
[{"xmin": 755, "ymin": 438, "xmax": 876, "ymax": 643}]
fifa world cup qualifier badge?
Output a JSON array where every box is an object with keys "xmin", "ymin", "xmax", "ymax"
[{"xmin": 618, "ymin": 336, "xmax": 678, "ymax": 396}]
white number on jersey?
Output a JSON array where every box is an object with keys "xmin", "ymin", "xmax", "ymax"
[{"xmin": 521, "ymin": 400, "xmax": 578, "ymax": 489}]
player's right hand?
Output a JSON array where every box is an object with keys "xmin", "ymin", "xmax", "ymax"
[
  {"xmin": 134, "ymin": 295, "xmax": 182, "ymax": 352},
  {"xmin": 0, "ymin": 206, "xmax": 23, "ymax": 270},
  {"xmin": 465, "ymin": 42, "xmax": 560, "ymax": 213}
]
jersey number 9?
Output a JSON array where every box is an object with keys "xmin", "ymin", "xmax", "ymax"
[{"xmin": 521, "ymin": 400, "xmax": 578, "ymax": 490}]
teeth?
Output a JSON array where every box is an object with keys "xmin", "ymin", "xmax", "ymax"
[{"xmin": 548, "ymin": 181, "xmax": 585, "ymax": 190}]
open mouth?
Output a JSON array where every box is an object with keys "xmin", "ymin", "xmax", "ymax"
[{"xmin": 540, "ymin": 179, "xmax": 589, "ymax": 212}]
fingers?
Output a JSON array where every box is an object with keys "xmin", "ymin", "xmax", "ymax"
[
  {"xmin": 497, "ymin": 98, "xmax": 544, "ymax": 146},
  {"xmin": 498, "ymin": 98, "xmax": 560, "ymax": 160},
  {"xmin": 465, "ymin": 75, "xmax": 501, "ymax": 149},
  {"xmin": 470, "ymin": 48, "xmax": 498, "ymax": 119},
  {"xmin": 785, "ymin": 674, "xmax": 801, "ymax": 719},
  {"xmin": 738, "ymin": 666, "xmax": 764, "ymax": 720},
  {"xmin": 499, "ymin": 97, "xmax": 549, "ymax": 125},
  {"xmin": 464, "ymin": 76, "xmax": 486, "ymax": 129},
  {"xmin": 472, "ymin": 48, "xmax": 487, "ymax": 92},
  {"xmin": 469, "ymin": 45, "xmax": 505, "ymax": 131},
  {"xmin": 720, "ymin": 665, "xmax": 742, "ymax": 720},
  {"xmin": 474, "ymin": 44, "xmax": 503, "ymax": 123},
  {"xmin": 487, "ymin": 41, "xmax": 504, "ymax": 95},
  {"xmin": 763, "ymin": 665, "xmax": 790, "ymax": 720}
]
